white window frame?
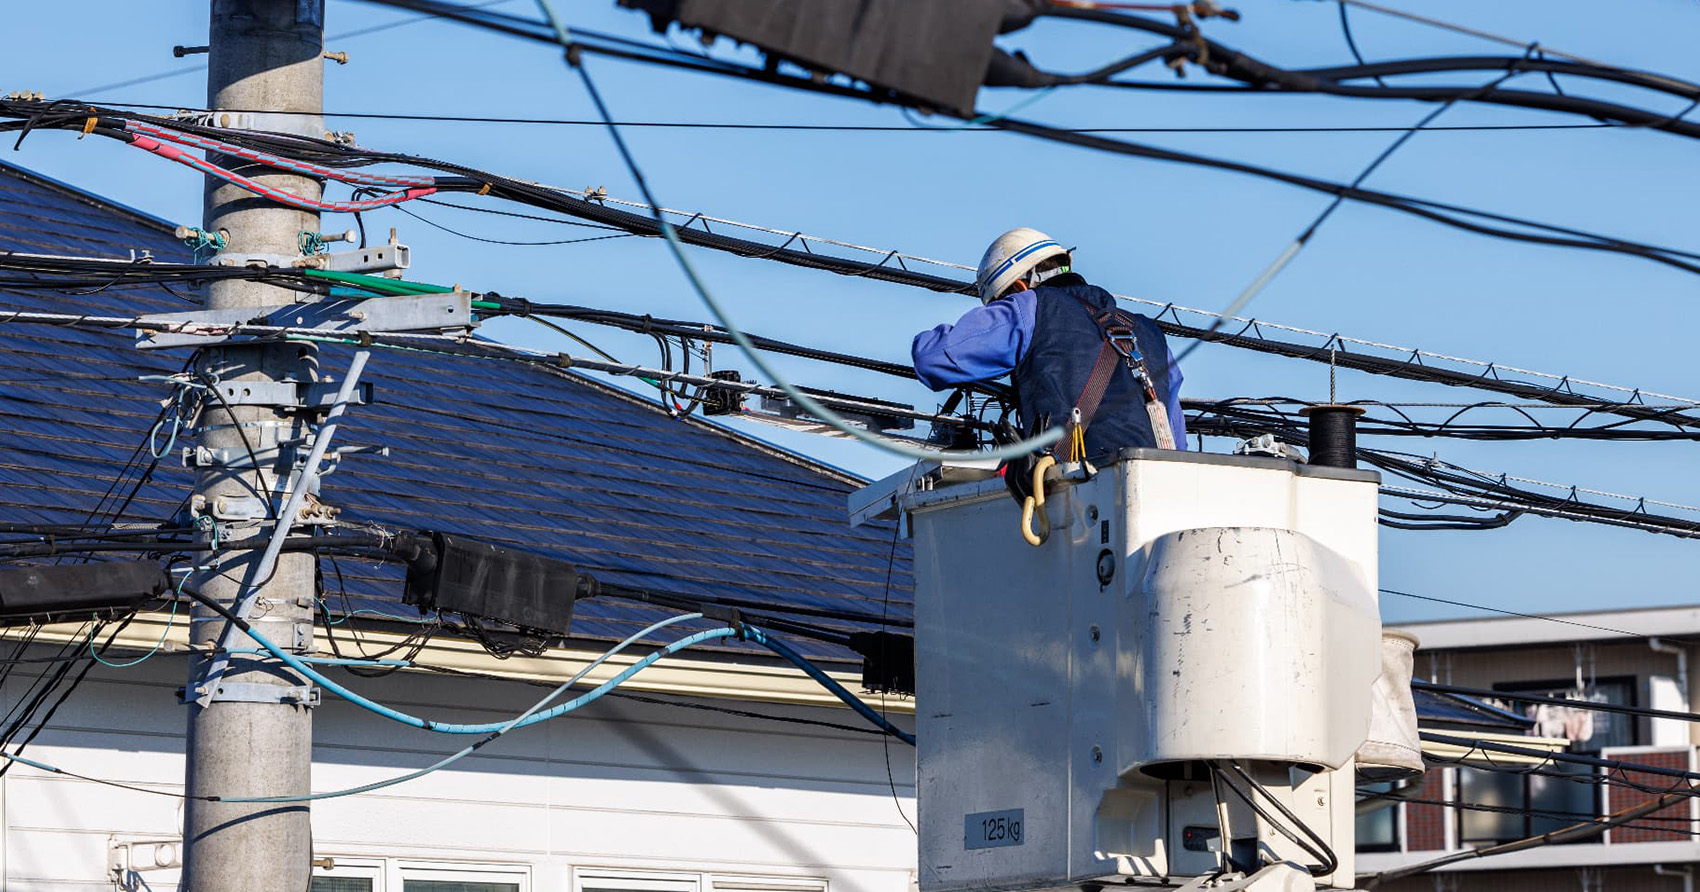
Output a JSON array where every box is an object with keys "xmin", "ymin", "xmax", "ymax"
[
  {"xmin": 396, "ymin": 859, "xmax": 531, "ymax": 891},
  {"xmin": 311, "ymin": 856, "xmax": 531, "ymax": 892},
  {"xmin": 576, "ymin": 867, "xmax": 828, "ymax": 892},
  {"xmin": 311, "ymin": 857, "xmax": 388, "ymax": 892}
]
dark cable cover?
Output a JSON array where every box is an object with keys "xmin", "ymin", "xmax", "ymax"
[
  {"xmin": 619, "ymin": 0, "xmax": 1012, "ymax": 115},
  {"xmin": 0, "ymin": 561, "xmax": 170, "ymax": 625},
  {"xmin": 401, "ymin": 532, "xmax": 584, "ymax": 638}
]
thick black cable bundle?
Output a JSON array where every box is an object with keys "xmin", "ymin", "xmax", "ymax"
[
  {"xmin": 1192, "ymin": 407, "xmax": 1700, "ymax": 538},
  {"xmin": 5, "ymin": 97, "xmax": 1700, "ymax": 430},
  {"xmin": 1043, "ymin": 6, "xmax": 1700, "ymax": 134},
  {"xmin": 1188, "ymin": 397, "xmax": 1700, "ymax": 441}
]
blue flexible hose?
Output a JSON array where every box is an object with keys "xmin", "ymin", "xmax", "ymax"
[
  {"xmin": 742, "ymin": 626, "xmax": 916, "ymax": 746},
  {"xmin": 214, "ymin": 608, "xmax": 736, "ymax": 735}
]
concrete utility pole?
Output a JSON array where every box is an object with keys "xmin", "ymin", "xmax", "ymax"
[{"xmin": 183, "ymin": 2, "xmax": 325, "ymax": 889}]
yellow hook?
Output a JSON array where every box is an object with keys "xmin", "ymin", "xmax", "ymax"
[{"xmin": 1020, "ymin": 455, "xmax": 1058, "ymax": 547}]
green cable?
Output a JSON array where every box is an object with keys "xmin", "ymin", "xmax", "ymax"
[
  {"xmin": 90, "ymin": 599, "xmax": 179, "ymax": 669},
  {"xmin": 302, "ymin": 268, "xmax": 456, "ymax": 295}
]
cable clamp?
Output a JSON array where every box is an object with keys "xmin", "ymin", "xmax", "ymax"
[
  {"xmin": 701, "ymin": 603, "xmax": 746, "ymax": 637},
  {"xmin": 553, "ymin": 352, "xmax": 573, "ymax": 368},
  {"xmin": 179, "ymin": 680, "xmax": 320, "ymax": 707}
]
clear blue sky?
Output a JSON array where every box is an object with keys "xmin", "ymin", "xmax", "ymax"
[{"xmin": 6, "ymin": 0, "xmax": 1700, "ymax": 627}]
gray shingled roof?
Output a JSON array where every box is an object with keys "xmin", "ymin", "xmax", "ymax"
[{"xmin": 0, "ymin": 160, "xmax": 912, "ymax": 662}]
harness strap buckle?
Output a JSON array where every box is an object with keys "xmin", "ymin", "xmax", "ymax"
[{"xmin": 1104, "ymin": 326, "xmax": 1143, "ymax": 371}]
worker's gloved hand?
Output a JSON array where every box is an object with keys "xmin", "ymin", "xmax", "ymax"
[{"xmin": 1000, "ymin": 454, "xmax": 1038, "ymax": 507}]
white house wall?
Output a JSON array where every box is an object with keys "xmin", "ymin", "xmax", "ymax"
[{"xmin": 2, "ymin": 653, "xmax": 919, "ymax": 891}]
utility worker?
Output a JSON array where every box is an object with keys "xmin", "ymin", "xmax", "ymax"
[{"xmin": 912, "ymin": 228, "xmax": 1186, "ymax": 465}]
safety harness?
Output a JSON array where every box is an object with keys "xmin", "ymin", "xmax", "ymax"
[{"xmin": 1052, "ymin": 295, "xmax": 1177, "ymax": 461}]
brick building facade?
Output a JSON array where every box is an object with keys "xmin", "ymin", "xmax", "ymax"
[{"xmin": 1359, "ymin": 606, "xmax": 1700, "ymax": 891}]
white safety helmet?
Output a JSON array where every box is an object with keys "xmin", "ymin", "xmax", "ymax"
[{"xmin": 975, "ymin": 227, "xmax": 1071, "ymax": 305}]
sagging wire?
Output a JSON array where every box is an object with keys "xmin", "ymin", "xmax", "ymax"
[
  {"xmin": 11, "ymin": 106, "xmax": 1700, "ymax": 428},
  {"xmin": 125, "ymin": 131, "xmax": 436, "ymax": 214},
  {"xmin": 529, "ymin": 2, "xmax": 1064, "ymax": 463},
  {"xmin": 1189, "ymin": 397, "xmax": 1700, "ymax": 440},
  {"xmin": 1415, "ymin": 680, "xmax": 1700, "ymax": 727},
  {"xmin": 315, "ymin": 555, "xmax": 439, "ymax": 678},
  {"xmin": 1362, "ymin": 736, "xmax": 1700, "ymax": 886},
  {"xmin": 1380, "ymin": 587, "xmax": 1648, "ymax": 638},
  {"xmin": 184, "ymin": 581, "xmax": 914, "ymax": 741},
  {"xmin": 1186, "ymin": 407, "xmax": 1700, "ymax": 539},
  {"xmin": 221, "ymin": 611, "xmax": 711, "ymax": 803},
  {"xmin": 140, "ymin": 373, "xmax": 207, "ymax": 460},
  {"xmin": 1172, "ymin": 60, "xmax": 1533, "ymax": 364}
]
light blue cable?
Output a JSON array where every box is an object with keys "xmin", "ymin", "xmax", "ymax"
[
  {"xmin": 217, "ymin": 603, "xmax": 732, "ymax": 735},
  {"xmin": 221, "ymin": 611, "xmax": 708, "ymax": 802},
  {"xmin": 531, "ymin": 0, "xmax": 1063, "ymax": 463},
  {"xmin": 223, "ymin": 603, "xmax": 914, "ymax": 743},
  {"xmin": 0, "ymin": 617, "xmax": 916, "ymax": 801}
]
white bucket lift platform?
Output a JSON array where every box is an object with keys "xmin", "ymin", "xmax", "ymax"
[{"xmin": 887, "ymin": 449, "xmax": 1383, "ymax": 892}]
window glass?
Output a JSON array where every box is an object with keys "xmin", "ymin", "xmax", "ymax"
[
  {"xmin": 402, "ymin": 876, "xmax": 516, "ymax": 883},
  {"xmin": 1529, "ymin": 762, "xmax": 1597, "ymax": 836},
  {"xmin": 1354, "ymin": 781, "xmax": 1398, "ymax": 850},
  {"xmin": 312, "ymin": 880, "xmax": 374, "ymax": 892},
  {"xmin": 1457, "ymin": 766, "xmax": 1524, "ymax": 844},
  {"xmin": 1497, "ymin": 678, "xmax": 1635, "ymax": 752}
]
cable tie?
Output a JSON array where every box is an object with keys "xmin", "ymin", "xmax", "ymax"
[
  {"xmin": 476, "ymin": 183, "xmax": 492, "ymax": 196},
  {"xmin": 356, "ymin": 331, "xmax": 374, "ymax": 347},
  {"xmin": 553, "ymin": 352, "xmax": 572, "ymax": 368},
  {"xmin": 79, "ymin": 112, "xmax": 98, "ymax": 139}
]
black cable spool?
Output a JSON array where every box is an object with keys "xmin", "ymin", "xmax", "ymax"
[{"xmin": 1300, "ymin": 404, "xmax": 1365, "ymax": 469}]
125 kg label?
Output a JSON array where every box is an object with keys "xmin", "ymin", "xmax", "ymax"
[{"xmin": 964, "ymin": 809, "xmax": 1025, "ymax": 850}]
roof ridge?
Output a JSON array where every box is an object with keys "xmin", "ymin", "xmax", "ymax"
[{"xmin": 0, "ymin": 158, "xmax": 180, "ymax": 238}]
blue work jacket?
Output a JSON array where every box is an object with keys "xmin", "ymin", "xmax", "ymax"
[{"xmin": 912, "ymin": 275, "xmax": 1186, "ymax": 453}]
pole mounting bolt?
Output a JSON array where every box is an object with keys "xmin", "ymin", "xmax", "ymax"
[{"xmin": 323, "ymin": 50, "xmax": 349, "ymax": 64}]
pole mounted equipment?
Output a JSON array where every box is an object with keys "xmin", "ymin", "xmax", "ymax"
[{"xmin": 182, "ymin": 2, "xmax": 329, "ymax": 890}]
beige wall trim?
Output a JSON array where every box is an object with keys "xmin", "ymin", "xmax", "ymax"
[{"xmin": 16, "ymin": 613, "xmax": 914, "ymax": 715}]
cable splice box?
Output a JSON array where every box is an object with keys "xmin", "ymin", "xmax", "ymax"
[
  {"xmin": 0, "ymin": 561, "xmax": 171, "ymax": 625},
  {"xmin": 403, "ymin": 532, "xmax": 581, "ymax": 637}
]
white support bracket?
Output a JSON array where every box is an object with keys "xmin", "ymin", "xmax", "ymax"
[
  {"xmin": 109, "ymin": 837, "xmax": 183, "ymax": 891},
  {"xmin": 180, "ymin": 681, "xmax": 320, "ymax": 707},
  {"xmin": 135, "ymin": 292, "xmax": 475, "ymax": 349},
  {"xmin": 204, "ymin": 378, "xmax": 374, "ymax": 409},
  {"xmin": 189, "ymin": 351, "xmax": 371, "ymax": 708},
  {"xmin": 318, "ymin": 243, "xmax": 409, "ymax": 274}
]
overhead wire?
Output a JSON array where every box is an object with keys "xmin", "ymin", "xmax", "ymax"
[
  {"xmin": 182, "ymin": 582, "xmax": 914, "ymax": 742},
  {"xmin": 81, "ymin": 100, "xmax": 1634, "ymax": 132},
  {"xmin": 1413, "ymin": 681, "xmax": 1700, "ymax": 726},
  {"xmin": 65, "ymin": 0, "xmax": 522, "ymax": 96},
  {"xmin": 1171, "ymin": 59, "xmax": 1532, "ymax": 362},
  {"xmin": 13, "ymin": 107, "xmax": 1700, "ymax": 433},
  {"xmin": 525, "ymin": 3, "xmax": 1061, "ymax": 463},
  {"xmin": 1379, "ymin": 588, "xmax": 1648, "ymax": 638}
]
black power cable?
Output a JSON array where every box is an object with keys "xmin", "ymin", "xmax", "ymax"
[
  {"xmin": 7, "ymin": 102, "xmax": 1700, "ymax": 428},
  {"xmin": 1415, "ymin": 680, "xmax": 1700, "ymax": 726},
  {"xmin": 1211, "ymin": 761, "xmax": 1339, "ymax": 877}
]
